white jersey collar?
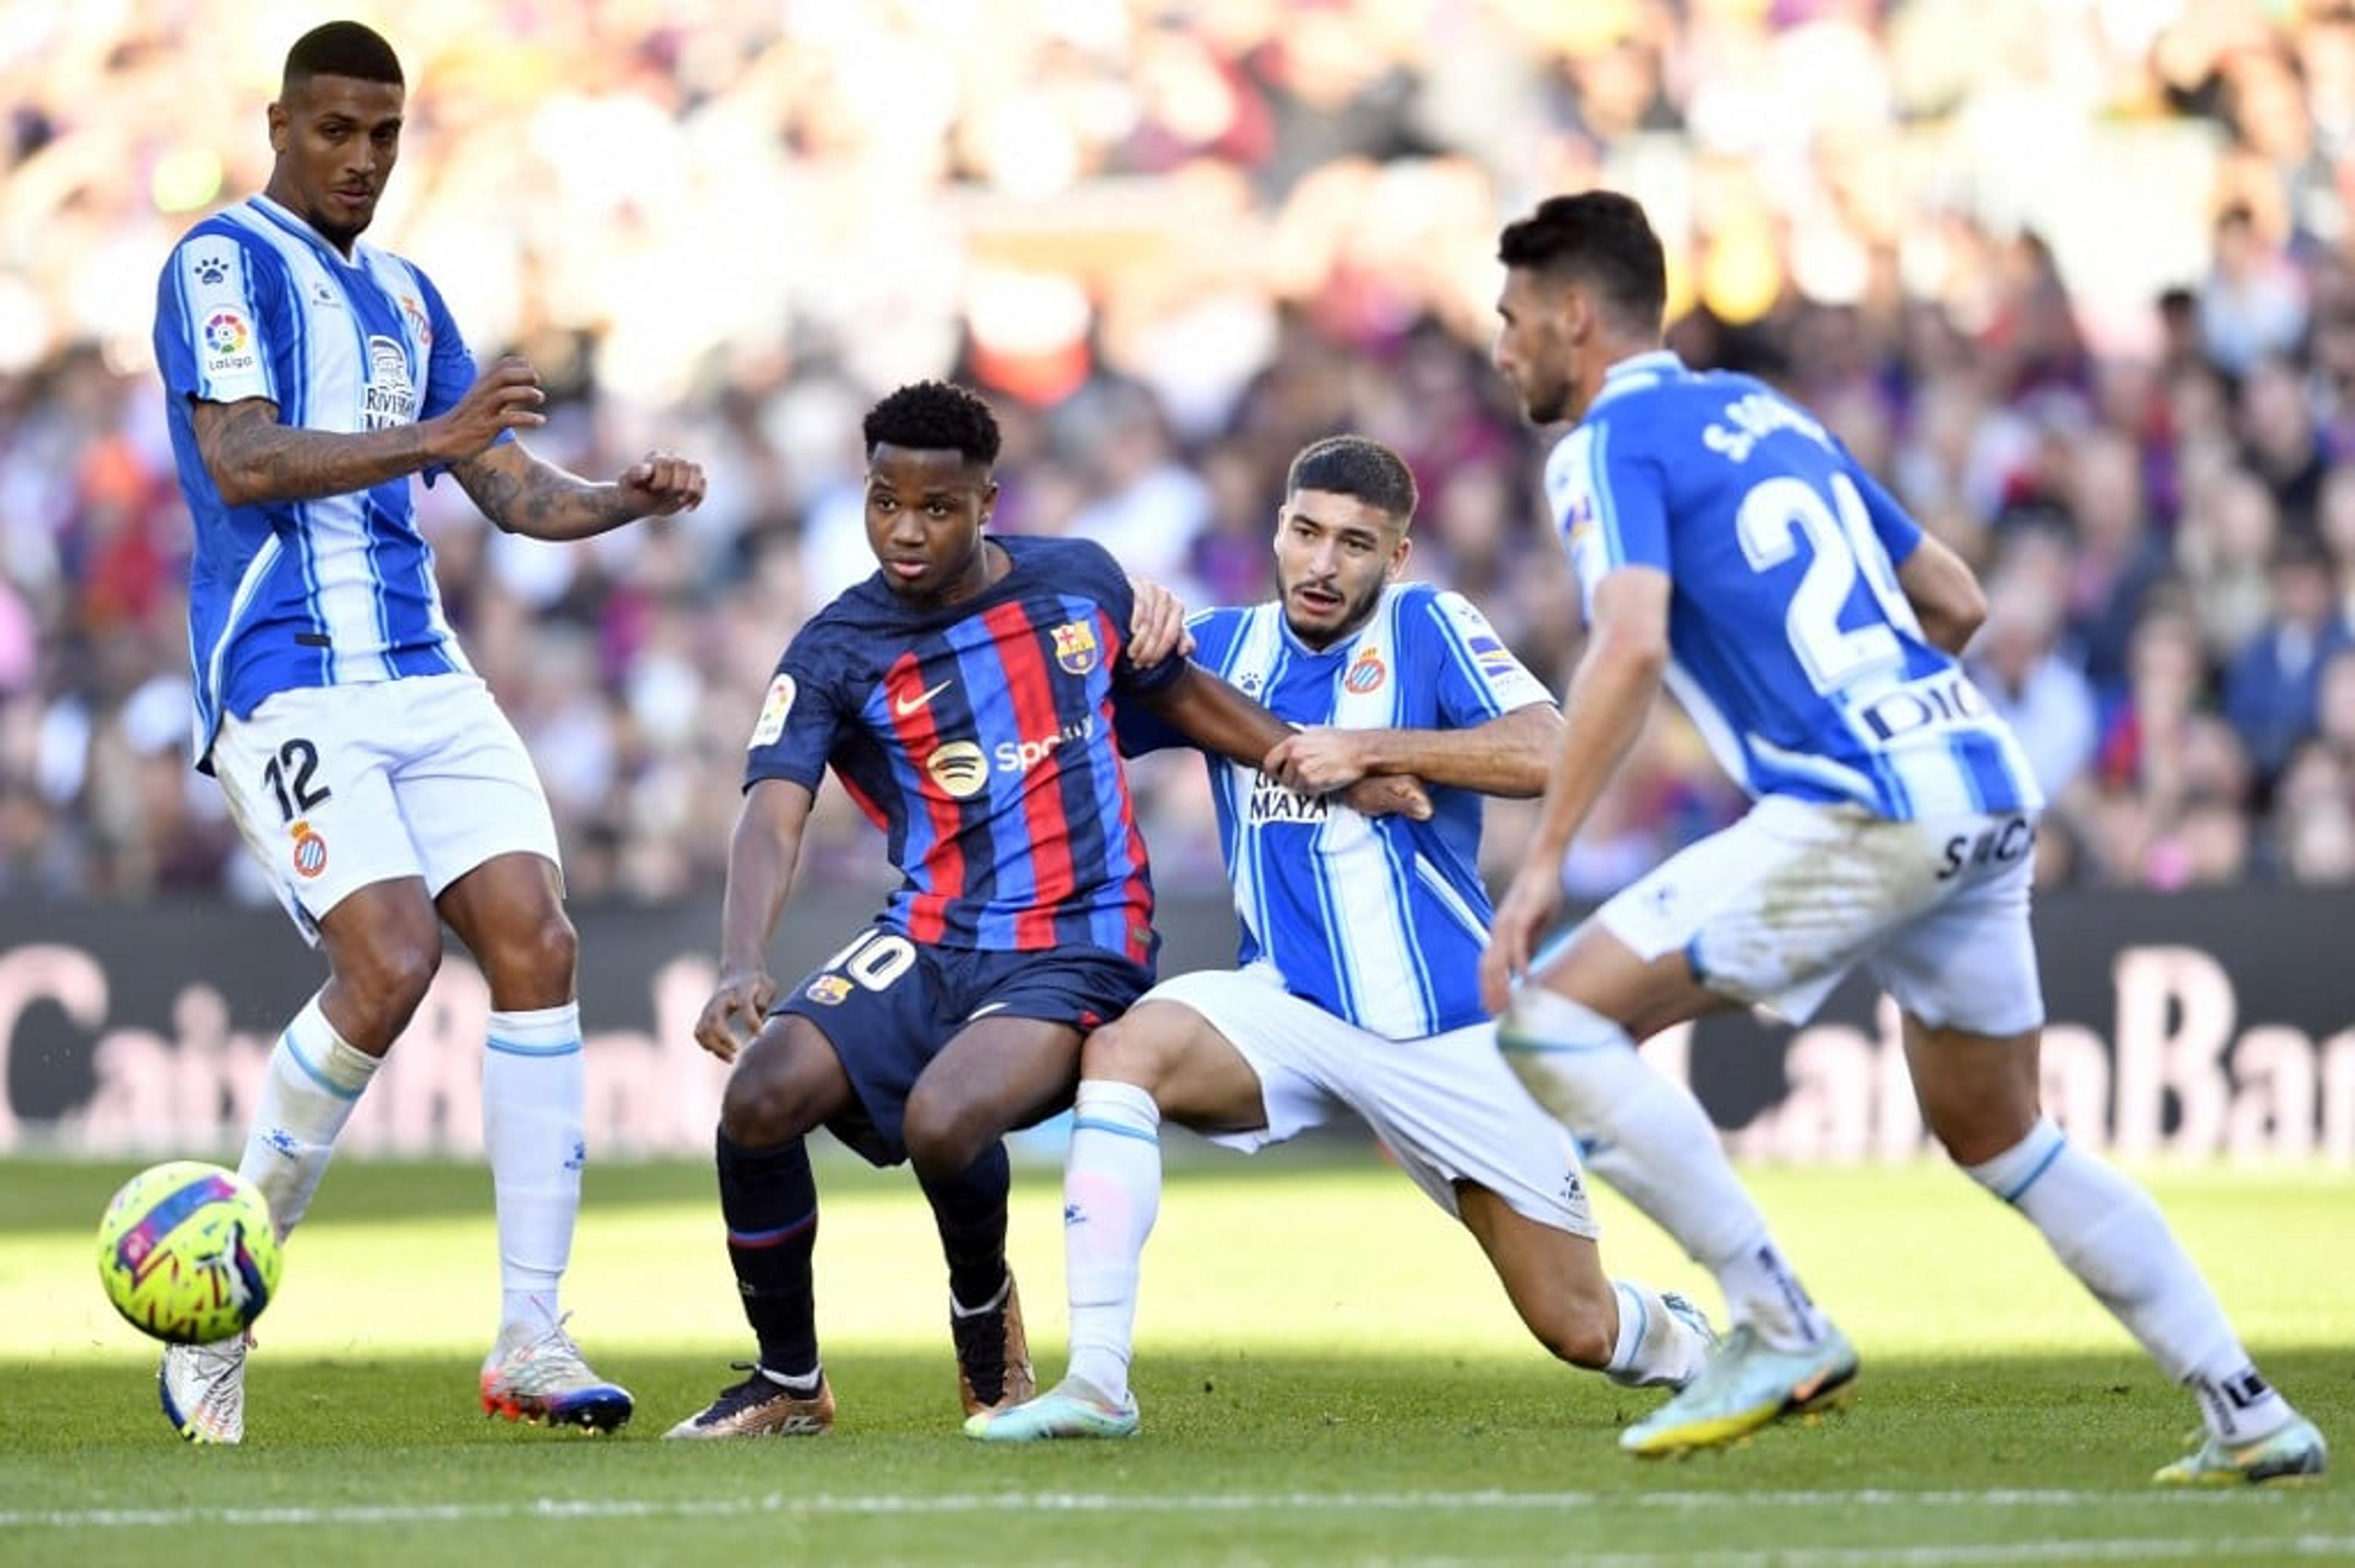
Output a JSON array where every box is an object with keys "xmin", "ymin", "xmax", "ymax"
[{"xmin": 1588, "ymin": 349, "xmax": 1686, "ymax": 413}]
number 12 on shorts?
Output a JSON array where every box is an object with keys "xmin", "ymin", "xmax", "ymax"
[{"xmin": 259, "ymin": 738, "xmax": 332, "ymax": 822}]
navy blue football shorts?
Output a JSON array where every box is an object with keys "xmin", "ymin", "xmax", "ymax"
[{"xmin": 773, "ymin": 926, "xmax": 1153, "ymax": 1166}]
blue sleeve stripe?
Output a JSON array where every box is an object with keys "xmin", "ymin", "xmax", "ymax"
[
  {"xmin": 162, "ymin": 256, "xmax": 192, "ymax": 393},
  {"xmin": 247, "ymin": 246, "xmax": 280, "ymax": 408},
  {"xmin": 1588, "ymin": 422, "xmax": 1624, "ymax": 572},
  {"xmin": 1423, "ymin": 597, "xmax": 1507, "ymax": 720}
]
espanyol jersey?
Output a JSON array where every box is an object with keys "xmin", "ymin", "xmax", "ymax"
[
  {"xmin": 1138, "ymin": 583, "xmax": 1553, "ymax": 1039},
  {"xmin": 1547, "ymin": 352, "xmax": 2042, "ymax": 819},
  {"xmin": 746, "ymin": 535, "xmax": 1179, "ymax": 964},
  {"xmin": 154, "ymin": 194, "xmax": 481, "ymax": 771}
]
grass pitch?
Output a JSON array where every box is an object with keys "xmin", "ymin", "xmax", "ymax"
[{"xmin": 1, "ymin": 1150, "xmax": 2347, "ymax": 1566}]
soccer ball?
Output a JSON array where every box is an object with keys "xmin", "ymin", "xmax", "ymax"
[{"xmin": 94, "ymin": 1161, "xmax": 283, "ymax": 1345}]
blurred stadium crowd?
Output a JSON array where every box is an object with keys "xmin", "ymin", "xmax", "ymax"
[{"xmin": 6, "ymin": 0, "xmax": 2355, "ymax": 910}]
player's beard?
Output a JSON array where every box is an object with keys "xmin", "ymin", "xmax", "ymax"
[
  {"xmin": 1284, "ymin": 573, "xmax": 1383, "ymax": 649},
  {"xmin": 1522, "ymin": 372, "xmax": 1574, "ymax": 426},
  {"xmin": 305, "ymin": 204, "xmax": 370, "ymax": 253}
]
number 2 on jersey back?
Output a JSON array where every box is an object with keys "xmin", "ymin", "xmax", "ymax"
[{"xmin": 1734, "ymin": 472, "xmax": 1921, "ymax": 695}]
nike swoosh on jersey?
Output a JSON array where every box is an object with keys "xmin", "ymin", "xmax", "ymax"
[{"xmin": 895, "ymin": 679, "xmax": 954, "ymax": 716}]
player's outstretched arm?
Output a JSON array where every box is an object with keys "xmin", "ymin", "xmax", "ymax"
[
  {"xmin": 1479, "ymin": 568, "xmax": 1669, "ymax": 1011},
  {"xmin": 1143, "ymin": 662, "xmax": 1433, "ymax": 818},
  {"xmin": 1136, "ymin": 661, "xmax": 1294, "ymax": 769},
  {"xmin": 453, "ymin": 434, "xmax": 706, "ymax": 543},
  {"xmin": 697, "ymin": 779, "xmax": 814, "ymax": 1065},
  {"xmin": 1265, "ymin": 703, "xmax": 1562, "ymax": 798},
  {"xmin": 1894, "ymin": 532, "xmax": 1988, "ymax": 656}
]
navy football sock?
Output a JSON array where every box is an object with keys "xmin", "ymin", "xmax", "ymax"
[
  {"xmin": 716, "ymin": 1130, "xmax": 820, "ymax": 1377},
  {"xmin": 921, "ymin": 1141, "xmax": 1013, "ymax": 1309}
]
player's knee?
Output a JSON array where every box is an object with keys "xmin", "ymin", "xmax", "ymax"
[
  {"xmin": 902, "ymin": 1086, "xmax": 997, "ymax": 1178},
  {"xmin": 718, "ymin": 1058, "xmax": 818, "ymax": 1148},
  {"xmin": 497, "ymin": 907, "xmax": 579, "ymax": 995},
  {"xmin": 1078, "ymin": 1013, "xmax": 1176, "ymax": 1090},
  {"xmin": 335, "ymin": 930, "xmax": 442, "ymax": 1031},
  {"xmin": 1917, "ymin": 1080, "xmax": 2041, "ymax": 1168}
]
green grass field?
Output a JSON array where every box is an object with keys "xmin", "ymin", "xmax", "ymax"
[{"xmin": 1, "ymin": 1150, "xmax": 2346, "ymax": 1566}]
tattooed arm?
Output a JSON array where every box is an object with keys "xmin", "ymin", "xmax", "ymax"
[
  {"xmin": 190, "ymin": 354, "xmax": 703, "ymax": 537},
  {"xmin": 190, "ymin": 354, "xmax": 550, "ymax": 508},
  {"xmin": 451, "ymin": 438, "xmax": 706, "ymax": 541}
]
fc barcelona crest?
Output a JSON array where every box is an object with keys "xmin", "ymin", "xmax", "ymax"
[{"xmin": 1052, "ymin": 619, "xmax": 1099, "ymax": 676}]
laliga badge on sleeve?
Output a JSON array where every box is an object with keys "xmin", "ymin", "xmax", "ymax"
[{"xmin": 749, "ymin": 674, "xmax": 796, "ymax": 748}]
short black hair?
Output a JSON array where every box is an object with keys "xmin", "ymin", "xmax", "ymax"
[
  {"xmin": 283, "ymin": 21, "xmax": 404, "ymax": 91},
  {"xmin": 863, "ymin": 380, "xmax": 1001, "ymax": 468},
  {"xmin": 1497, "ymin": 190, "xmax": 1668, "ymax": 334},
  {"xmin": 1286, "ymin": 435, "xmax": 1417, "ymax": 523}
]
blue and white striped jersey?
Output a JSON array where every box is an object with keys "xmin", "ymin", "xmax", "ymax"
[
  {"xmin": 153, "ymin": 194, "xmax": 486, "ymax": 770},
  {"xmin": 1135, "ymin": 583, "xmax": 1553, "ymax": 1039},
  {"xmin": 1546, "ymin": 352, "xmax": 2042, "ymax": 819}
]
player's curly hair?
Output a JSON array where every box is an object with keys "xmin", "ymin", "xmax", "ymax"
[
  {"xmin": 1285, "ymin": 435, "xmax": 1417, "ymax": 524},
  {"xmin": 1497, "ymin": 190, "xmax": 1666, "ymax": 334},
  {"xmin": 863, "ymin": 381, "xmax": 1002, "ymax": 468},
  {"xmin": 283, "ymin": 21, "xmax": 404, "ymax": 90}
]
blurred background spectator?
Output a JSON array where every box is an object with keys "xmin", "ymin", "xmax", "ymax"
[{"xmin": 7, "ymin": 0, "xmax": 2355, "ymax": 908}]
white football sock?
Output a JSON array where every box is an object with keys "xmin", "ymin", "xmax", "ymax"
[
  {"xmin": 1501, "ymin": 988, "xmax": 1831, "ymax": 1350},
  {"xmin": 1062, "ymin": 1079, "xmax": 1162, "ymax": 1403},
  {"xmin": 483, "ymin": 1003, "xmax": 586, "ymax": 1337},
  {"xmin": 1964, "ymin": 1117, "xmax": 2294, "ymax": 1445},
  {"xmin": 1605, "ymin": 1280, "xmax": 1715, "ymax": 1389},
  {"xmin": 238, "ymin": 994, "xmax": 378, "ymax": 1240}
]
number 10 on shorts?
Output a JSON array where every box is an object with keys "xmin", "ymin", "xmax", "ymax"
[{"xmin": 818, "ymin": 930, "xmax": 917, "ymax": 993}]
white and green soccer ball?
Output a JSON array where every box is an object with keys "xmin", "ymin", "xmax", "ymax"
[{"xmin": 95, "ymin": 1161, "xmax": 283, "ymax": 1345}]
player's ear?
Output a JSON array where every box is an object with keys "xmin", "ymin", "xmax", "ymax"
[
  {"xmin": 267, "ymin": 101, "xmax": 290, "ymax": 155},
  {"xmin": 977, "ymin": 478, "xmax": 998, "ymax": 526},
  {"xmin": 1564, "ymin": 280, "xmax": 1602, "ymax": 345},
  {"xmin": 1387, "ymin": 535, "xmax": 1412, "ymax": 581}
]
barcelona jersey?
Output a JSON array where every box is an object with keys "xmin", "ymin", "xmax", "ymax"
[{"xmin": 746, "ymin": 534, "xmax": 1179, "ymax": 964}]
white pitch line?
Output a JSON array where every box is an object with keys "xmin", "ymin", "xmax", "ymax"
[
  {"xmin": 0, "ymin": 1486, "xmax": 2319, "ymax": 1532},
  {"xmin": 1388, "ymin": 1545, "xmax": 2355, "ymax": 1568}
]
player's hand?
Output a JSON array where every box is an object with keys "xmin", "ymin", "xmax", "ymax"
[
  {"xmin": 695, "ymin": 966, "xmax": 777, "ymax": 1063},
  {"xmin": 1480, "ymin": 862, "xmax": 1563, "ymax": 1014},
  {"xmin": 434, "ymin": 356, "xmax": 547, "ymax": 459},
  {"xmin": 1126, "ymin": 575, "xmax": 1195, "ymax": 667},
  {"xmin": 1264, "ymin": 728, "xmax": 1370, "ymax": 792},
  {"xmin": 618, "ymin": 449, "xmax": 706, "ymax": 517},
  {"xmin": 1340, "ymin": 773, "xmax": 1431, "ymax": 821}
]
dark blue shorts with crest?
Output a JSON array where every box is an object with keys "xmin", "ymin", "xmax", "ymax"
[{"xmin": 774, "ymin": 927, "xmax": 1152, "ymax": 1166}]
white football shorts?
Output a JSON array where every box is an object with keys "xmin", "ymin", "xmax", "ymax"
[
  {"xmin": 1143, "ymin": 965, "xmax": 1598, "ymax": 1239},
  {"xmin": 1585, "ymin": 795, "xmax": 2045, "ymax": 1036},
  {"xmin": 211, "ymin": 673, "xmax": 561, "ymax": 944}
]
